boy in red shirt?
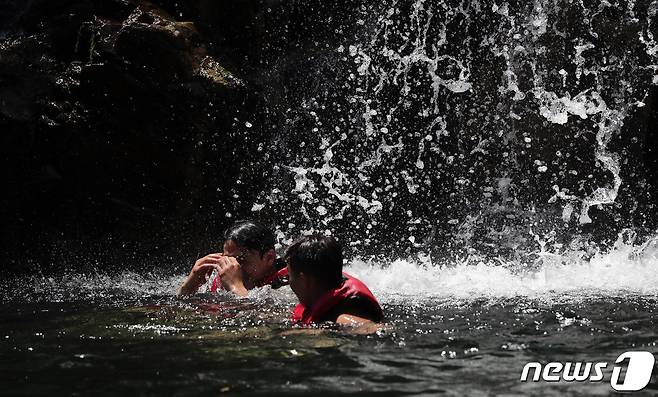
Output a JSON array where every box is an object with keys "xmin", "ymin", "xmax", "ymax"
[{"xmin": 285, "ymin": 235, "xmax": 383, "ymax": 326}]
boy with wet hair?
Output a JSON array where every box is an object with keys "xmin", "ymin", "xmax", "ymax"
[
  {"xmin": 177, "ymin": 220, "xmax": 287, "ymax": 296},
  {"xmin": 285, "ymin": 235, "xmax": 383, "ymax": 325}
]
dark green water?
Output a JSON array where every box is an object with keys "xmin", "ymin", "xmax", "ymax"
[{"xmin": 1, "ymin": 269, "xmax": 657, "ymax": 396}]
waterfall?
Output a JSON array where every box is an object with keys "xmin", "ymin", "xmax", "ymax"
[{"xmin": 251, "ymin": 0, "xmax": 658, "ymax": 261}]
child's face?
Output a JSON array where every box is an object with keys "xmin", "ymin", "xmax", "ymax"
[
  {"xmin": 223, "ymin": 239, "xmax": 273, "ymax": 284},
  {"xmin": 287, "ymin": 263, "xmax": 310, "ymax": 306}
]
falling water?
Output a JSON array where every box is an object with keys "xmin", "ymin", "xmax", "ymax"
[{"xmin": 250, "ymin": 0, "xmax": 658, "ymax": 269}]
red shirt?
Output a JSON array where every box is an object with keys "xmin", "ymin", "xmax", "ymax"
[{"xmin": 291, "ymin": 273, "xmax": 383, "ymax": 324}]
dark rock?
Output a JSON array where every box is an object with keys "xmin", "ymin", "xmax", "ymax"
[{"xmin": 0, "ymin": 0, "xmax": 267, "ymax": 274}]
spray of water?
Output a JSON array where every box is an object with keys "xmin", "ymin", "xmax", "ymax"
[
  {"xmin": 350, "ymin": 231, "xmax": 658, "ymax": 303},
  {"xmin": 252, "ymin": 0, "xmax": 658, "ymax": 262},
  {"xmin": 4, "ymin": 231, "xmax": 655, "ymax": 306}
]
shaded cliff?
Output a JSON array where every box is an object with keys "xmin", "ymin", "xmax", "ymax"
[{"xmin": 1, "ymin": 1, "xmax": 268, "ymax": 272}]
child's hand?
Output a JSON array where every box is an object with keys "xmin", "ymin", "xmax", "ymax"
[
  {"xmin": 218, "ymin": 256, "xmax": 248, "ymax": 296},
  {"xmin": 177, "ymin": 253, "xmax": 223, "ymax": 295}
]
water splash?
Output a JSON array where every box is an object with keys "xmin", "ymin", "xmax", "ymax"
[
  {"xmin": 349, "ymin": 231, "xmax": 658, "ymax": 303},
  {"xmin": 257, "ymin": 0, "xmax": 658, "ymax": 256},
  {"xmin": 5, "ymin": 232, "xmax": 656, "ymax": 306}
]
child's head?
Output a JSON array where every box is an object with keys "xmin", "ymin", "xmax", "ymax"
[
  {"xmin": 222, "ymin": 220, "xmax": 276, "ymax": 285},
  {"xmin": 284, "ymin": 235, "xmax": 343, "ymax": 305}
]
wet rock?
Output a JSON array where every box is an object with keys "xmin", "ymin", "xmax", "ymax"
[{"xmin": 0, "ymin": 0, "xmax": 266, "ymax": 273}]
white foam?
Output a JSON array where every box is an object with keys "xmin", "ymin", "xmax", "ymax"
[
  {"xmin": 5, "ymin": 271, "xmax": 187, "ymax": 303},
  {"xmin": 6, "ymin": 235, "xmax": 657, "ymax": 306},
  {"xmin": 346, "ymin": 235, "xmax": 658, "ymax": 303}
]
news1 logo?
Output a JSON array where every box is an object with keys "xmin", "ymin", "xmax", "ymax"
[{"xmin": 520, "ymin": 351, "xmax": 656, "ymax": 391}]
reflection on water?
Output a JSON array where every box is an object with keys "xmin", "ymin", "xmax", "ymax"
[{"xmin": 1, "ymin": 294, "xmax": 656, "ymax": 395}]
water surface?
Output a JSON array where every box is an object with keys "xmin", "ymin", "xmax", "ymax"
[{"xmin": 2, "ymin": 246, "xmax": 657, "ymax": 396}]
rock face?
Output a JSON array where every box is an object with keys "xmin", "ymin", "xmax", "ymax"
[
  {"xmin": 0, "ymin": 0, "xmax": 375, "ymax": 274},
  {"xmin": 0, "ymin": 0, "xmax": 272, "ymax": 272}
]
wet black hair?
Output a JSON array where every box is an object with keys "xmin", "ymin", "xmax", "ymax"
[
  {"xmin": 284, "ymin": 235, "xmax": 343, "ymax": 289},
  {"xmin": 223, "ymin": 220, "xmax": 275, "ymax": 254}
]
